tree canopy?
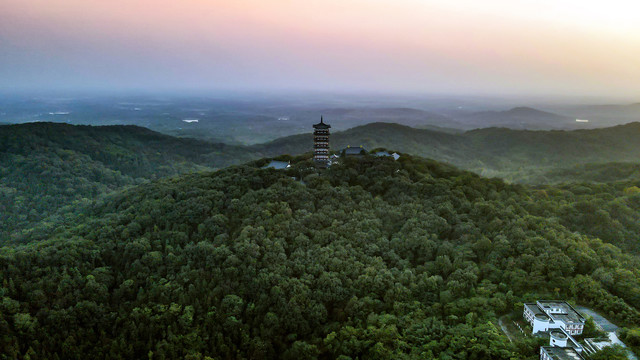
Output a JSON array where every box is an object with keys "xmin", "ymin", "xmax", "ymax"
[{"xmin": 2, "ymin": 153, "xmax": 640, "ymax": 359}]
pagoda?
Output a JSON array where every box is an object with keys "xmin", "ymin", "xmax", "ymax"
[{"xmin": 313, "ymin": 116, "xmax": 331, "ymax": 167}]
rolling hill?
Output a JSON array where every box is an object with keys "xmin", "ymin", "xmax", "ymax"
[
  {"xmin": 0, "ymin": 123, "xmax": 255, "ymax": 241},
  {"xmin": 5, "ymin": 121, "xmax": 640, "ymax": 242},
  {"xmin": 254, "ymin": 122, "xmax": 468, "ymax": 165},
  {"xmin": 257, "ymin": 121, "xmax": 640, "ymax": 180}
]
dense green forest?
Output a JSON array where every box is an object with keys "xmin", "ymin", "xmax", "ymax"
[
  {"xmin": 5, "ymin": 122, "xmax": 640, "ymax": 243},
  {"xmin": 522, "ymin": 162, "xmax": 640, "ymax": 184},
  {"xmin": 525, "ymin": 180, "xmax": 640, "ymax": 254},
  {"xmin": 2, "ymin": 153, "xmax": 640, "ymax": 359},
  {"xmin": 0, "ymin": 123, "xmax": 255, "ymax": 241}
]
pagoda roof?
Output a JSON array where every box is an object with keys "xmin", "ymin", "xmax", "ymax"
[{"xmin": 313, "ymin": 116, "xmax": 331, "ymax": 129}]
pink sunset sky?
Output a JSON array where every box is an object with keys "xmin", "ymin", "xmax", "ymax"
[{"xmin": 1, "ymin": 0, "xmax": 639, "ymax": 96}]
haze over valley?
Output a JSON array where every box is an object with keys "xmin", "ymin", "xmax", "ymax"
[{"xmin": 2, "ymin": 93, "xmax": 640, "ymax": 145}]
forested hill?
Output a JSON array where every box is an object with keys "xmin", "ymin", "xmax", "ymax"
[
  {"xmin": 254, "ymin": 122, "xmax": 466, "ymax": 164},
  {"xmin": 2, "ymin": 154, "xmax": 640, "ymax": 359},
  {"xmin": 256, "ymin": 121, "xmax": 640, "ymax": 180},
  {"xmin": 0, "ymin": 122, "xmax": 255, "ymax": 177},
  {"xmin": 0, "ymin": 123, "xmax": 255, "ymax": 241},
  {"xmin": 7, "ymin": 120, "xmax": 640, "ymax": 183},
  {"xmin": 5, "ymin": 121, "xmax": 640, "ymax": 241}
]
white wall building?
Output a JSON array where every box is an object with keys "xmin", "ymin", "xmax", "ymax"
[
  {"xmin": 524, "ymin": 301, "xmax": 586, "ymax": 335},
  {"xmin": 539, "ymin": 328, "xmax": 584, "ymax": 359},
  {"xmin": 540, "ymin": 346, "xmax": 585, "ymax": 360}
]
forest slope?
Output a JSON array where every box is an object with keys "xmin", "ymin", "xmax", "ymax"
[
  {"xmin": 0, "ymin": 123, "xmax": 254, "ymax": 241},
  {"xmin": 1, "ymin": 155, "xmax": 640, "ymax": 359}
]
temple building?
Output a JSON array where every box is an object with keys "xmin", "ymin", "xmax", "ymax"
[
  {"xmin": 342, "ymin": 145, "xmax": 367, "ymax": 157},
  {"xmin": 313, "ymin": 116, "xmax": 331, "ymax": 167}
]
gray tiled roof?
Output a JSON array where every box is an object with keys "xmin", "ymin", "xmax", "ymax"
[{"xmin": 343, "ymin": 146, "xmax": 366, "ymax": 155}]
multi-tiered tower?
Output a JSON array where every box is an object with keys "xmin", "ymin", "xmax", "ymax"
[{"xmin": 313, "ymin": 116, "xmax": 331, "ymax": 167}]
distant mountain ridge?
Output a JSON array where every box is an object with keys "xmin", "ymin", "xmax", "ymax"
[
  {"xmin": 257, "ymin": 121, "xmax": 640, "ymax": 178},
  {"xmin": 458, "ymin": 106, "xmax": 575, "ymax": 130},
  {"xmin": 556, "ymin": 102, "xmax": 640, "ymax": 127},
  {"xmin": 287, "ymin": 106, "xmax": 463, "ymax": 131},
  {"xmin": 5, "ymin": 94, "xmax": 640, "ymax": 143}
]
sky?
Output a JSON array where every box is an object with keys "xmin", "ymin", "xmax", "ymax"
[{"xmin": 1, "ymin": 0, "xmax": 639, "ymax": 97}]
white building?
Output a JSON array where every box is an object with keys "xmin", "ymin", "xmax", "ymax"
[
  {"xmin": 550, "ymin": 329, "xmax": 583, "ymax": 352},
  {"xmin": 540, "ymin": 346, "xmax": 585, "ymax": 360},
  {"xmin": 262, "ymin": 160, "xmax": 291, "ymax": 170},
  {"xmin": 524, "ymin": 301, "xmax": 586, "ymax": 335},
  {"xmin": 539, "ymin": 328, "xmax": 584, "ymax": 360},
  {"xmin": 374, "ymin": 151, "xmax": 400, "ymax": 160}
]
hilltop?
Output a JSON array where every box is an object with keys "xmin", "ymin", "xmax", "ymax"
[
  {"xmin": 2, "ymin": 154, "xmax": 640, "ymax": 359},
  {"xmin": 254, "ymin": 122, "xmax": 467, "ymax": 165}
]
